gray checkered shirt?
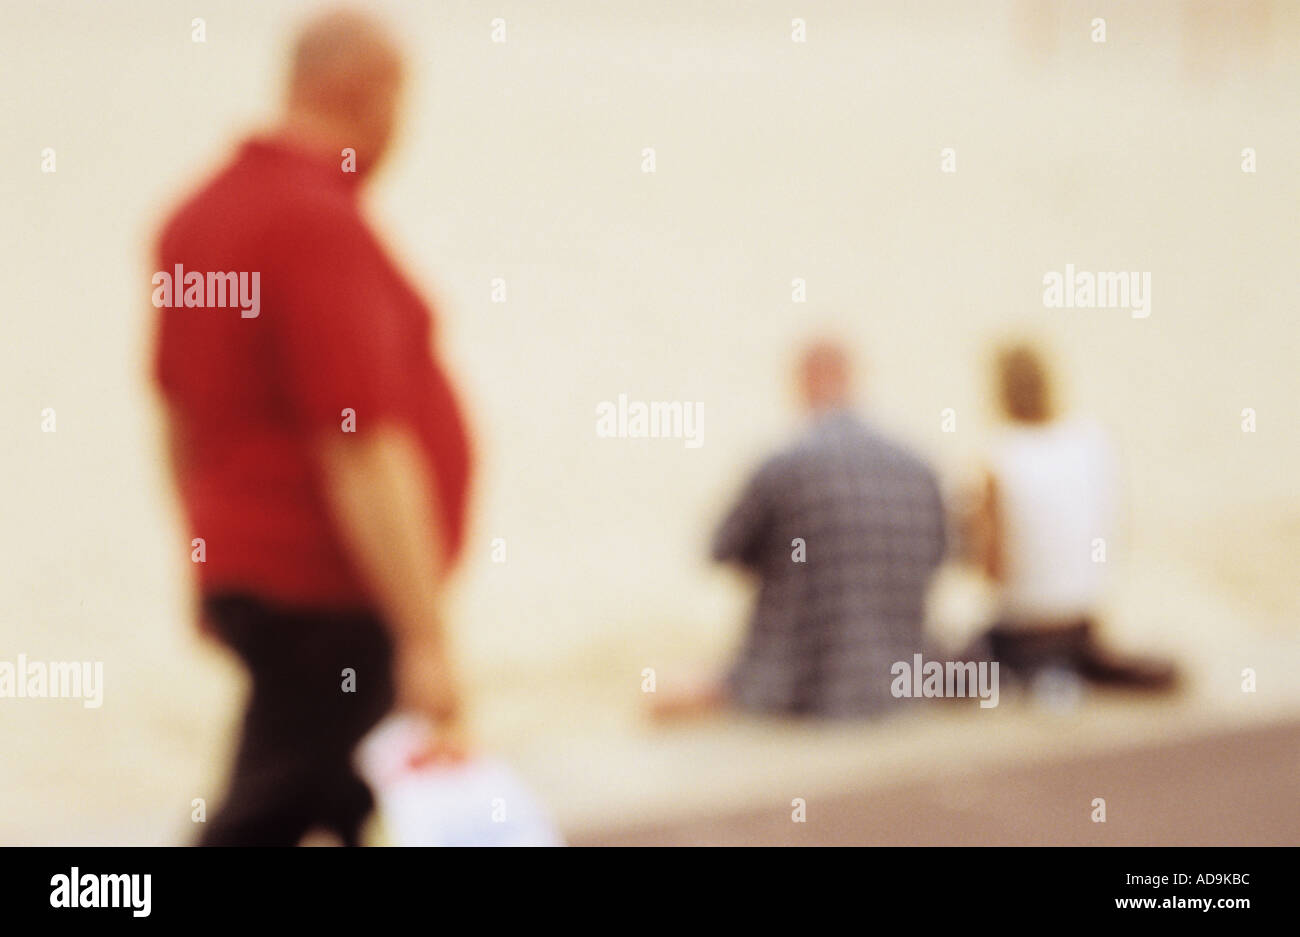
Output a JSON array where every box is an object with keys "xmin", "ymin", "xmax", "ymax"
[{"xmin": 713, "ymin": 410, "xmax": 947, "ymax": 717}]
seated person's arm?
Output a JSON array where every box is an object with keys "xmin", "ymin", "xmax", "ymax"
[
  {"xmin": 967, "ymin": 468, "xmax": 1004, "ymax": 583},
  {"xmin": 711, "ymin": 463, "xmax": 775, "ymax": 569}
]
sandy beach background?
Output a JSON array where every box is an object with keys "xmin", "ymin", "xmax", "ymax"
[{"xmin": 2, "ymin": 0, "xmax": 1297, "ymax": 843}]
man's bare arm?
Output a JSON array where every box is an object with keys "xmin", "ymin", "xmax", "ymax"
[
  {"xmin": 161, "ymin": 407, "xmax": 191, "ymax": 485},
  {"xmin": 316, "ymin": 425, "xmax": 462, "ymax": 731}
]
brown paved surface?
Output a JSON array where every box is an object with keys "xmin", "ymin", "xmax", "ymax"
[{"xmin": 570, "ymin": 720, "xmax": 1300, "ymax": 846}]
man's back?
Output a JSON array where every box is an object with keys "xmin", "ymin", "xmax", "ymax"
[{"xmin": 713, "ymin": 411, "xmax": 947, "ymax": 716}]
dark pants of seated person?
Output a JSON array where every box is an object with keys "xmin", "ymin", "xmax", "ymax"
[
  {"xmin": 981, "ymin": 619, "xmax": 1178, "ymax": 691},
  {"xmin": 198, "ymin": 593, "xmax": 395, "ymax": 847}
]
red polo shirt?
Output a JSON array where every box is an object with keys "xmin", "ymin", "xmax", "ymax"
[{"xmin": 153, "ymin": 136, "xmax": 473, "ymax": 610}]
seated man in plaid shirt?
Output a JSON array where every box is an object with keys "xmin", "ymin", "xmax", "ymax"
[{"xmin": 656, "ymin": 341, "xmax": 948, "ymax": 719}]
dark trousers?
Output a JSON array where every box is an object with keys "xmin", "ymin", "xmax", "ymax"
[
  {"xmin": 981, "ymin": 618, "xmax": 1178, "ymax": 690},
  {"xmin": 198, "ymin": 593, "xmax": 395, "ymax": 846}
]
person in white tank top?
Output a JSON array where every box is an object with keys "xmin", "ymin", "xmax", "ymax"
[
  {"xmin": 988, "ymin": 416, "xmax": 1116, "ymax": 626},
  {"xmin": 966, "ymin": 344, "xmax": 1177, "ymax": 690}
]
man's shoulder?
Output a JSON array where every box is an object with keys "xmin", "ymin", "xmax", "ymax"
[
  {"xmin": 257, "ymin": 176, "xmax": 368, "ymax": 247},
  {"xmin": 751, "ymin": 446, "xmax": 801, "ymax": 484},
  {"xmin": 158, "ymin": 148, "xmax": 365, "ymax": 259}
]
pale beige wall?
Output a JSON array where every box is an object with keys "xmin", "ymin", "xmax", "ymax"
[{"xmin": 2, "ymin": 0, "xmax": 1296, "ymax": 840}]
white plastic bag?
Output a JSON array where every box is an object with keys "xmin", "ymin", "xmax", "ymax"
[{"xmin": 356, "ymin": 714, "xmax": 564, "ymax": 847}]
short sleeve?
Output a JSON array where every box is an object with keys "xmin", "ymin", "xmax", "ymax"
[{"xmin": 268, "ymin": 207, "xmax": 410, "ymax": 434}]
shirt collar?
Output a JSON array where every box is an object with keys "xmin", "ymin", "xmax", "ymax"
[
  {"xmin": 240, "ymin": 134, "xmax": 365, "ymax": 194},
  {"xmin": 810, "ymin": 405, "xmax": 858, "ymax": 428}
]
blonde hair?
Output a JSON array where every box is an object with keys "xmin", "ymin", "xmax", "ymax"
[{"xmin": 995, "ymin": 344, "xmax": 1054, "ymax": 423}]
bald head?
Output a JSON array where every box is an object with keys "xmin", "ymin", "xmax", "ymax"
[
  {"xmin": 798, "ymin": 340, "xmax": 853, "ymax": 414},
  {"xmin": 285, "ymin": 8, "xmax": 405, "ymax": 171}
]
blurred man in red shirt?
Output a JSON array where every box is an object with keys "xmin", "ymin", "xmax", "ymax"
[{"xmin": 153, "ymin": 9, "xmax": 472, "ymax": 845}]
